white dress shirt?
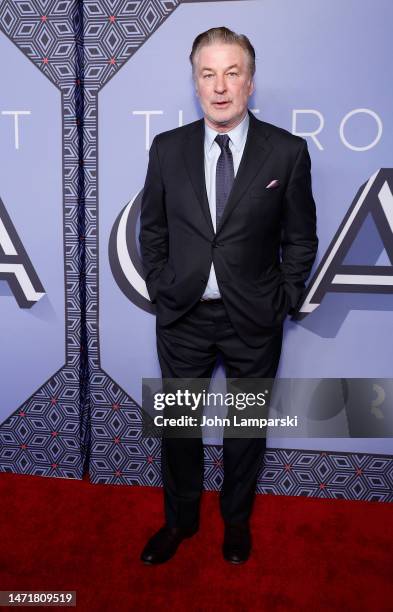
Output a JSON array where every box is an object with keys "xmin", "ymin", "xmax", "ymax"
[{"xmin": 201, "ymin": 111, "xmax": 250, "ymax": 300}]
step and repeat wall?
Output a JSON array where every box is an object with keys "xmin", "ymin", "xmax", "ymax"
[{"xmin": 1, "ymin": 0, "xmax": 392, "ymax": 500}]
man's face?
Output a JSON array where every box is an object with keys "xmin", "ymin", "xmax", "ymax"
[{"xmin": 194, "ymin": 42, "xmax": 254, "ymax": 132}]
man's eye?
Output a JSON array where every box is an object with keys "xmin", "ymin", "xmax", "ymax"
[
  {"xmin": 227, "ymin": 72, "xmax": 238, "ymax": 77},
  {"xmin": 203, "ymin": 74, "xmax": 213, "ymax": 79}
]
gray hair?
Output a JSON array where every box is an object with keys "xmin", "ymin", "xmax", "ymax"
[{"xmin": 190, "ymin": 26, "xmax": 256, "ymax": 77}]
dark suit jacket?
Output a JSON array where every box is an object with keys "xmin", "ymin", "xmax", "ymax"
[{"xmin": 139, "ymin": 110, "xmax": 318, "ymax": 347}]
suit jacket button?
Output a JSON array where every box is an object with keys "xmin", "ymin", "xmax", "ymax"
[{"xmin": 212, "ymin": 241, "xmax": 217, "ymax": 248}]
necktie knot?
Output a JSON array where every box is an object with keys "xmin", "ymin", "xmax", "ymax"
[{"xmin": 215, "ymin": 134, "xmax": 231, "ymax": 151}]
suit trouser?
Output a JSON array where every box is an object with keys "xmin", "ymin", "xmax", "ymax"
[{"xmin": 156, "ymin": 299, "xmax": 283, "ymax": 529}]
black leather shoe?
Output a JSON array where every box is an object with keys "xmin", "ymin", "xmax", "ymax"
[
  {"xmin": 222, "ymin": 523, "xmax": 251, "ymax": 564},
  {"xmin": 141, "ymin": 525, "xmax": 198, "ymax": 565}
]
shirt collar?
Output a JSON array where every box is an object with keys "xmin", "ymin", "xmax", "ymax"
[{"xmin": 204, "ymin": 111, "xmax": 249, "ymax": 156}]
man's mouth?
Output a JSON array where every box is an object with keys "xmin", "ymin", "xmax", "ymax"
[{"xmin": 213, "ymin": 101, "xmax": 231, "ymax": 108}]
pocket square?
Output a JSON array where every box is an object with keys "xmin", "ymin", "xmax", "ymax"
[{"xmin": 265, "ymin": 179, "xmax": 280, "ymax": 189}]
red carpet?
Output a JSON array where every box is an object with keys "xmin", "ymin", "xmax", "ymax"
[{"xmin": 0, "ymin": 472, "xmax": 392, "ymax": 611}]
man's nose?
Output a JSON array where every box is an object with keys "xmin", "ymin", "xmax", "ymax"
[{"xmin": 214, "ymin": 76, "xmax": 226, "ymax": 93}]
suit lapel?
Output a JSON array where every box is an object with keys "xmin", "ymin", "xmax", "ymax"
[
  {"xmin": 183, "ymin": 112, "xmax": 273, "ymax": 236},
  {"xmin": 216, "ymin": 112, "xmax": 273, "ymax": 233},
  {"xmin": 183, "ymin": 119, "xmax": 215, "ymax": 236}
]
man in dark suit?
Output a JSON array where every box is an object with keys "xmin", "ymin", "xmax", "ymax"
[{"xmin": 139, "ymin": 27, "xmax": 318, "ymax": 564}]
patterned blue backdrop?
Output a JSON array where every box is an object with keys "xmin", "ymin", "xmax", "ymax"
[{"xmin": 0, "ymin": 0, "xmax": 392, "ymax": 502}]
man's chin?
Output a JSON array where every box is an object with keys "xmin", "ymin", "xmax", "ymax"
[
  {"xmin": 206, "ymin": 112, "xmax": 234, "ymax": 129},
  {"xmin": 212, "ymin": 112, "xmax": 231, "ymax": 123}
]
